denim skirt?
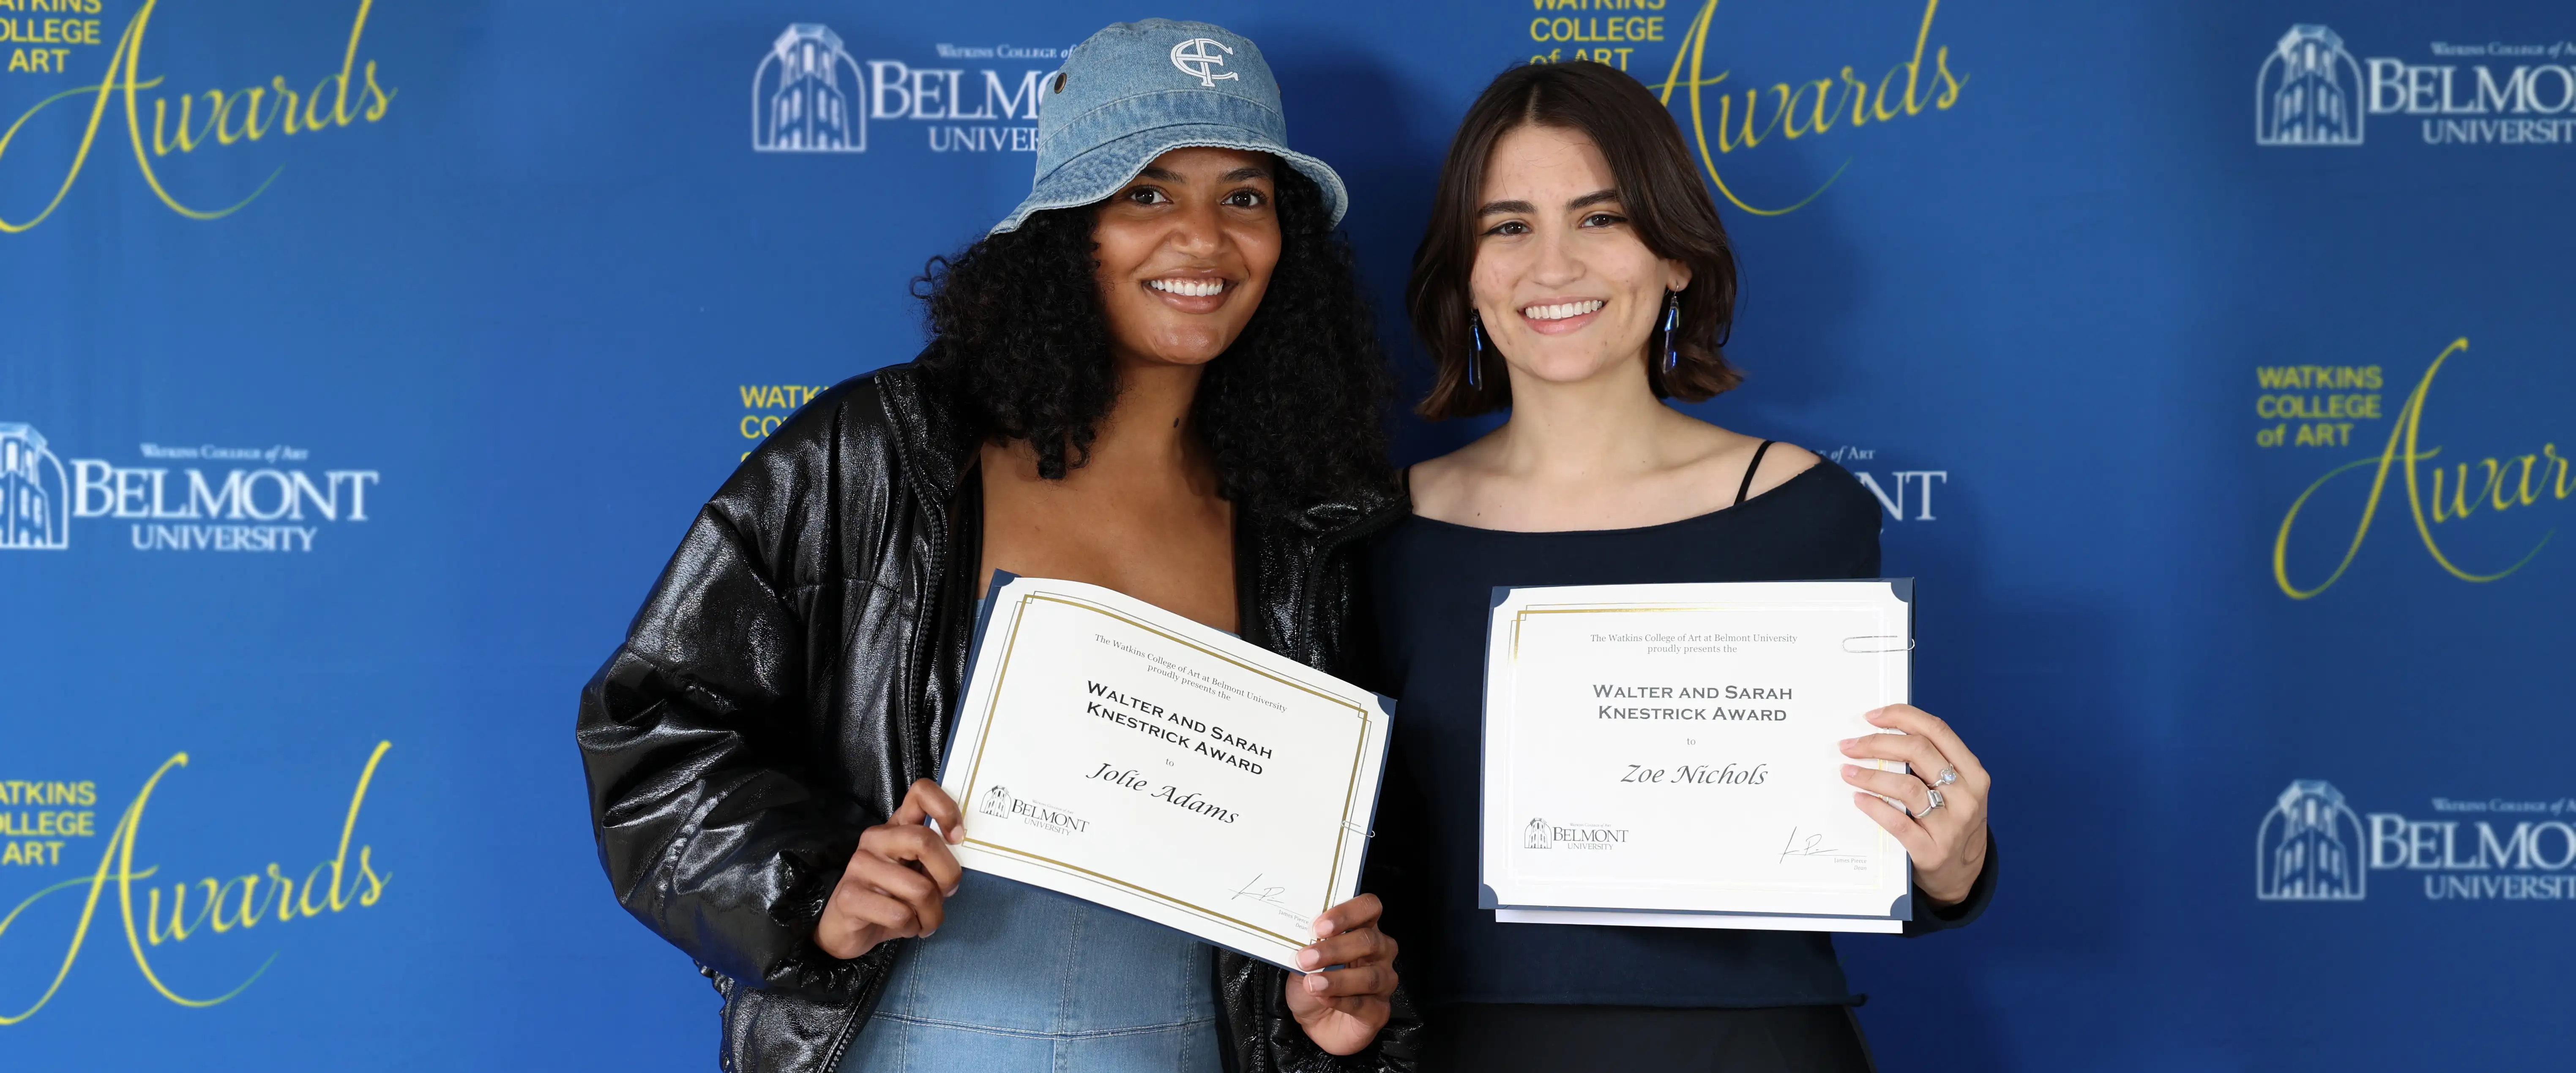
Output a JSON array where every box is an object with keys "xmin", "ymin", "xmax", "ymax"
[{"xmin": 839, "ymin": 871, "xmax": 1224, "ymax": 1073}]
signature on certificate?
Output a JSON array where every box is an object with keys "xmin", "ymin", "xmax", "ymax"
[
  {"xmin": 1777, "ymin": 827, "xmax": 1839, "ymax": 863},
  {"xmin": 1230, "ymin": 873, "xmax": 1311, "ymax": 926}
]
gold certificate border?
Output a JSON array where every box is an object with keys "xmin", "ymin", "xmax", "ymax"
[{"xmin": 959, "ymin": 589, "xmax": 1375, "ymax": 949}]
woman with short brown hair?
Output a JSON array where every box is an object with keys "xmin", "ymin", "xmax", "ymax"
[{"xmin": 1363, "ymin": 61, "xmax": 1998, "ymax": 1072}]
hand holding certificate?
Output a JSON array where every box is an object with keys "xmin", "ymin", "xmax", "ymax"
[
  {"xmin": 1481, "ymin": 579, "xmax": 1920, "ymax": 932},
  {"xmin": 938, "ymin": 573, "xmax": 1394, "ymax": 970}
]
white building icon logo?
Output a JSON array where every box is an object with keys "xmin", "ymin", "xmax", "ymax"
[
  {"xmin": 2256, "ymin": 779, "xmax": 2366, "ymax": 900},
  {"xmin": 979, "ymin": 785, "xmax": 1012, "ymax": 819},
  {"xmin": 0, "ymin": 423, "xmax": 70, "ymax": 550},
  {"xmin": 1524, "ymin": 818, "xmax": 1552, "ymax": 849},
  {"xmin": 753, "ymin": 24, "xmax": 864, "ymax": 153},
  {"xmin": 2256, "ymin": 25, "xmax": 2364, "ymax": 146}
]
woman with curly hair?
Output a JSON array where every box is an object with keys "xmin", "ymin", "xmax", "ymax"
[{"xmin": 576, "ymin": 21, "xmax": 1413, "ymax": 1073}]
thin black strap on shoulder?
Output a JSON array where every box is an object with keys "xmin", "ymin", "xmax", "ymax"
[{"xmin": 1735, "ymin": 440, "xmax": 1777, "ymax": 506}]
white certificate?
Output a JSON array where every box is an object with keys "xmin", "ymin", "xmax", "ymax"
[
  {"xmin": 1480, "ymin": 580, "xmax": 1914, "ymax": 930},
  {"xmin": 939, "ymin": 573, "xmax": 1392, "ymax": 969}
]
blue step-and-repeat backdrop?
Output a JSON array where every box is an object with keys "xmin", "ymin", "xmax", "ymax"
[{"xmin": 5, "ymin": 0, "xmax": 2571, "ymax": 1068}]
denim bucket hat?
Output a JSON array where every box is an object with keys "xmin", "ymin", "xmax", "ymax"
[{"xmin": 991, "ymin": 19, "xmax": 1348, "ymax": 234}]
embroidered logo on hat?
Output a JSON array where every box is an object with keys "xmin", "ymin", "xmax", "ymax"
[{"xmin": 1169, "ymin": 37, "xmax": 1238, "ymax": 87}]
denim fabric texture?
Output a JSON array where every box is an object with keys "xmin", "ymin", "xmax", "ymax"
[
  {"xmin": 838, "ymin": 871, "xmax": 1224, "ymax": 1073},
  {"xmin": 990, "ymin": 18, "xmax": 1348, "ymax": 234}
]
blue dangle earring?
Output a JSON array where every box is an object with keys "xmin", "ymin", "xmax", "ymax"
[
  {"xmin": 1659, "ymin": 290, "xmax": 1681, "ymax": 374},
  {"xmin": 1467, "ymin": 311, "xmax": 1486, "ymax": 390}
]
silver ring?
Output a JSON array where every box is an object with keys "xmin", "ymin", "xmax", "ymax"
[
  {"xmin": 1911, "ymin": 787, "xmax": 1946, "ymax": 818},
  {"xmin": 1934, "ymin": 766, "xmax": 1959, "ymax": 787}
]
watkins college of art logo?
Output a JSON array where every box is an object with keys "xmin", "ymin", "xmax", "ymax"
[
  {"xmin": 2256, "ymin": 25, "xmax": 2365, "ymax": 145},
  {"xmin": 747, "ymin": 25, "xmax": 1065, "ymax": 155},
  {"xmin": 2256, "ymin": 780, "xmax": 2367, "ymax": 899},
  {"xmin": 752, "ymin": 25, "xmax": 864, "ymax": 152}
]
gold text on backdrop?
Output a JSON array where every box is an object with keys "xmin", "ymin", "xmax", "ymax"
[
  {"xmin": 0, "ymin": 0, "xmax": 395, "ymax": 232},
  {"xmin": 1650, "ymin": 0, "xmax": 1967, "ymax": 216},
  {"xmin": 0, "ymin": 742, "xmax": 393, "ymax": 1025},
  {"xmin": 2273, "ymin": 339, "xmax": 2565, "ymax": 599}
]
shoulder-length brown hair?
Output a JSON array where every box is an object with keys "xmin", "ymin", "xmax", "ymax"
[{"xmin": 1406, "ymin": 61, "xmax": 1741, "ymax": 419}]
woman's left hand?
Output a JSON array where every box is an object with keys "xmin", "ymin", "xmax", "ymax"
[
  {"xmin": 1840, "ymin": 704, "xmax": 1992, "ymax": 905},
  {"xmin": 1283, "ymin": 894, "xmax": 1398, "ymax": 1055}
]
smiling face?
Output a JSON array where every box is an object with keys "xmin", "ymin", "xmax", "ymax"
[
  {"xmin": 1470, "ymin": 123, "xmax": 1690, "ymax": 390},
  {"xmin": 1090, "ymin": 146, "xmax": 1283, "ymax": 371}
]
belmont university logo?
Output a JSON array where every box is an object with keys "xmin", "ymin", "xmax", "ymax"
[
  {"xmin": 753, "ymin": 25, "xmax": 866, "ymax": 152},
  {"xmin": 1524, "ymin": 818, "xmax": 1627, "ymax": 851},
  {"xmin": 748, "ymin": 25, "xmax": 1063, "ymax": 155},
  {"xmin": 1, "ymin": 424, "xmax": 70, "ymax": 550},
  {"xmin": 2256, "ymin": 25, "xmax": 2365, "ymax": 146},
  {"xmin": 2255, "ymin": 24, "xmax": 2576, "ymax": 147},
  {"xmin": 2257, "ymin": 780, "xmax": 2576, "ymax": 903},
  {"xmin": 2256, "ymin": 780, "xmax": 2367, "ymax": 900},
  {"xmin": 0, "ymin": 423, "xmax": 380, "ymax": 554},
  {"xmin": 978, "ymin": 785, "xmax": 1089, "ymax": 835}
]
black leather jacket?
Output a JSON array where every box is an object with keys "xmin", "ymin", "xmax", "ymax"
[{"xmin": 576, "ymin": 363, "xmax": 1417, "ymax": 1073}]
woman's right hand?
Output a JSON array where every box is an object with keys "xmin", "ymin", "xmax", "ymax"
[{"xmin": 814, "ymin": 778, "xmax": 966, "ymax": 959}]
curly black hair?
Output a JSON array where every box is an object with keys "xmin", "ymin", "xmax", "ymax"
[{"xmin": 912, "ymin": 165, "xmax": 1393, "ymax": 519}]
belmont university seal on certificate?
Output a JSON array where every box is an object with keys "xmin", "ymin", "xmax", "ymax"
[
  {"xmin": 1480, "ymin": 580, "xmax": 1917, "ymax": 933},
  {"xmin": 937, "ymin": 573, "xmax": 1393, "ymax": 969}
]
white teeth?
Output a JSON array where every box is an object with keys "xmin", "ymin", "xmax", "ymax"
[
  {"xmin": 1150, "ymin": 278, "xmax": 1226, "ymax": 298},
  {"xmin": 1522, "ymin": 299, "xmax": 1605, "ymax": 321}
]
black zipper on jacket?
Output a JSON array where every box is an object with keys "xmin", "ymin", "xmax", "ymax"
[
  {"xmin": 1292, "ymin": 494, "xmax": 1410, "ymax": 656},
  {"xmin": 820, "ymin": 374, "xmax": 963, "ymax": 1073}
]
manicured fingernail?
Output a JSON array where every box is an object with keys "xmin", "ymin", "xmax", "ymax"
[
  {"xmin": 922, "ymin": 928, "xmax": 936, "ymax": 938},
  {"xmin": 1304, "ymin": 972, "xmax": 1328, "ymax": 993},
  {"xmin": 1313, "ymin": 916, "xmax": 1336, "ymax": 938},
  {"xmin": 1297, "ymin": 948, "xmax": 1321, "ymax": 969},
  {"xmin": 1841, "ymin": 764, "xmax": 1859, "ymax": 779},
  {"xmin": 1838, "ymin": 737, "xmax": 1857, "ymax": 750},
  {"xmin": 944, "ymin": 885, "xmax": 959, "ymax": 897}
]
